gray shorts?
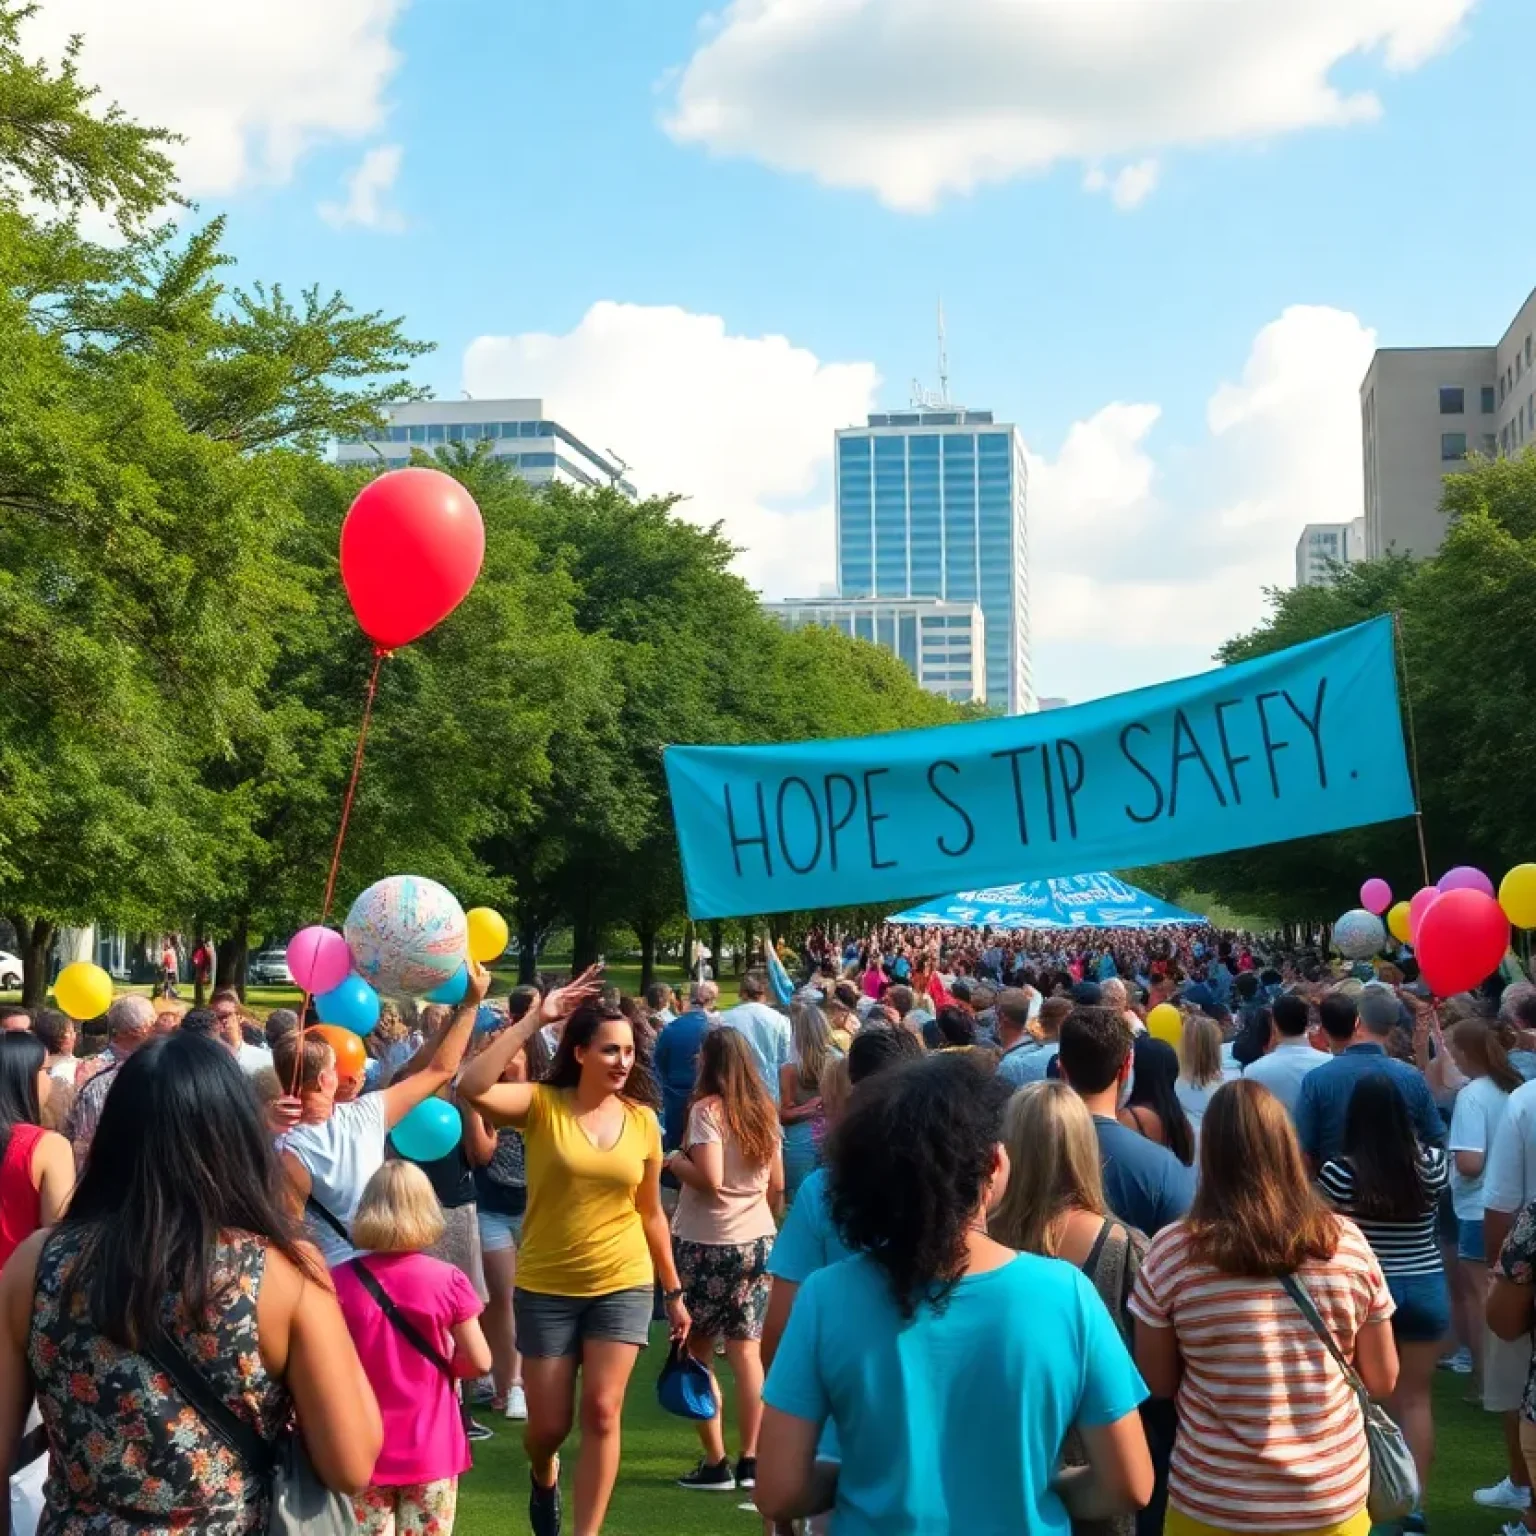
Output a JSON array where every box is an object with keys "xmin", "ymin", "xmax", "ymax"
[{"xmin": 513, "ymin": 1285, "xmax": 653, "ymax": 1358}]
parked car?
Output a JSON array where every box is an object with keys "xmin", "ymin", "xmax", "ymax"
[
  {"xmin": 0, "ymin": 951, "xmax": 20, "ymax": 990},
  {"xmin": 247, "ymin": 949, "xmax": 292, "ymax": 986}
]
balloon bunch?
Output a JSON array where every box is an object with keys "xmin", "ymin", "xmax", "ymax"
[{"xmin": 1349, "ymin": 862, "xmax": 1536, "ymax": 998}]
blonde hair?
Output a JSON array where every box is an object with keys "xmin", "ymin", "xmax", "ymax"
[
  {"xmin": 350, "ymin": 1161, "xmax": 446, "ymax": 1254},
  {"xmin": 991, "ymin": 1081, "xmax": 1107, "ymax": 1256},
  {"xmin": 820, "ymin": 1055, "xmax": 852, "ymax": 1129},
  {"xmin": 1180, "ymin": 1013, "xmax": 1224, "ymax": 1089}
]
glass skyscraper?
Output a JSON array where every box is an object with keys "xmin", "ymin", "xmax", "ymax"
[{"xmin": 835, "ymin": 408, "xmax": 1032, "ymax": 713}]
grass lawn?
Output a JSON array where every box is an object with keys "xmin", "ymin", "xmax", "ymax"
[{"xmin": 456, "ymin": 1359, "xmax": 1511, "ymax": 1536}]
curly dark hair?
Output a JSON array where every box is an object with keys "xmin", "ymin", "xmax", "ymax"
[
  {"xmin": 827, "ymin": 1054, "xmax": 1012, "ymax": 1319},
  {"xmin": 545, "ymin": 1001, "xmax": 661, "ymax": 1112}
]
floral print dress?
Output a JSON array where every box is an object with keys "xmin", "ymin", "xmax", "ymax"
[{"xmin": 28, "ymin": 1227, "xmax": 293, "ymax": 1536}]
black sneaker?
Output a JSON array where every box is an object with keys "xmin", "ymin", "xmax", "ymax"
[
  {"xmin": 677, "ymin": 1458, "xmax": 737, "ymax": 1491},
  {"xmin": 464, "ymin": 1417, "xmax": 494, "ymax": 1443},
  {"xmin": 530, "ymin": 1466, "xmax": 561, "ymax": 1536},
  {"xmin": 734, "ymin": 1456, "xmax": 757, "ymax": 1490}
]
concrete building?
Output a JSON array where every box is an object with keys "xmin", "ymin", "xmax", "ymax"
[
  {"xmin": 762, "ymin": 596, "xmax": 985, "ymax": 704},
  {"xmin": 1295, "ymin": 518, "xmax": 1366, "ymax": 587},
  {"xmin": 1037, "ymin": 696, "xmax": 1070, "ymax": 712},
  {"xmin": 335, "ymin": 398, "xmax": 637, "ymax": 497},
  {"xmin": 834, "ymin": 408, "xmax": 1031, "ymax": 713},
  {"xmin": 1360, "ymin": 285, "xmax": 1536, "ymax": 558}
]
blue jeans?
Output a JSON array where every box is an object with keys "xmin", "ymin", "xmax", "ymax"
[
  {"xmin": 1386, "ymin": 1270, "xmax": 1451, "ymax": 1343},
  {"xmin": 1457, "ymin": 1217, "xmax": 1486, "ymax": 1263}
]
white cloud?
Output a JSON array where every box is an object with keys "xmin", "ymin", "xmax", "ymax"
[
  {"xmin": 462, "ymin": 303, "xmax": 880, "ymax": 598},
  {"xmin": 20, "ymin": 1, "xmax": 406, "ymax": 196},
  {"xmin": 1083, "ymin": 158, "xmax": 1160, "ymax": 210},
  {"xmin": 665, "ymin": 0, "xmax": 1475, "ymax": 211},
  {"xmin": 319, "ymin": 145, "xmax": 406, "ymax": 232},
  {"xmin": 1028, "ymin": 305, "xmax": 1377, "ymax": 701}
]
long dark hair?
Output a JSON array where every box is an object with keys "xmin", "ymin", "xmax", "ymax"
[
  {"xmin": 690, "ymin": 1028, "xmax": 779, "ymax": 1171},
  {"xmin": 1127, "ymin": 1034, "xmax": 1195, "ymax": 1166},
  {"xmin": 545, "ymin": 1001, "xmax": 660, "ymax": 1111},
  {"xmin": 0, "ymin": 1033, "xmax": 45, "ymax": 1161},
  {"xmin": 1343, "ymin": 1075, "xmax": 1430, "ymax": 1222},
  {"xmin": 827, "ymin": 1054, "xmax": 1011, "ymax": 1318},
  {"xmin": 58, "ymin": 1032, "xmax": 317, "ymax": 1350}
]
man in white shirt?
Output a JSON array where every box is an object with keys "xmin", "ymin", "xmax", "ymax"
[
  {"xmin": 1474, "ymin": 1071, "xmax": 1536, "ymax": 1516},
  {"xmin": 1242, "ymin": 994, "xmax": 1329, "ymax": 1115},
  {"xmin": 721, "ymin": 969, "xmax": 792, "ymax": 1105}
]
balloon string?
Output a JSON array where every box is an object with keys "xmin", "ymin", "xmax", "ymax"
[{"xmin": 290, "ymin": 645, "xmax": 390, "ymax": 1096}]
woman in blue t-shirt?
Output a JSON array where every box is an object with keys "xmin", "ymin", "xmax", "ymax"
[{"xmin": 757, "ymin": 1054, "xmax": 1152, "ymax": 1534}]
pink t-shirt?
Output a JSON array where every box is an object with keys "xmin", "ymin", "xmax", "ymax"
[{"xmin": 334, "ymin": 1252, "xmax": 481, "ymax": 1484}]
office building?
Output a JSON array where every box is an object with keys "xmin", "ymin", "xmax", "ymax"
[
  {"xmin": 335, "ymin": 398, "xmax": 637, "ymax": 497},
  {"xmin": 834, "ymin": 407, "xmax": 1031, "ymax": 713},
  {"xmin": 1037, "ymin": 696, "xmax": 1069, "ymax": 712},
  {"xmin": 762, "ymin": 597, "xmax": 985, "ymax": 704},
  {"xmin": 1360, "ymin": 284, "xmax": 1536, "ymax": 558},
  {"xmin": 1295, "ymin": 518, "xmax": 1365, "ymax": 587}
]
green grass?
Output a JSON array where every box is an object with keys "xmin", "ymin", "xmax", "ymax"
[{"xmin": 456, "ymin": 1357, "xmax": 1508, "ymax": 1536}]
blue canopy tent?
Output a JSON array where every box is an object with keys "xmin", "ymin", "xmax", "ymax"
[{"xmin": 887, "ymin": 874, "xmax": 1205, "ymax": 930}]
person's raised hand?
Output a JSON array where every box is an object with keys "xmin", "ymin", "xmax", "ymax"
[
  {"xmin": 540, "ymin": 963, "xmax": 604, "ymax": 1023},
  {"xmin": 465, "ymin": 961, "xmax": 493, "ymax": 1007}
]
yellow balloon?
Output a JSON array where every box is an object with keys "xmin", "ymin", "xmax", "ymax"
[
  {"xmin": 1147, "ymin": 1003, "xmax": 1183, "ymax": 1046},
  {"xmin": 1500, "ymin": 864, "xmax": 1536, "ymax": 930},
  {"xmin": 54, "ymin": 961, "xmax": 113, "ymax": 1021},
  {"xmin": 466, "ymin": 907, "xmax": 509, "ymax": 964},
  {"xmin": 1386, "ymin": 900, "xmax": 1413, "ymax": 944}
]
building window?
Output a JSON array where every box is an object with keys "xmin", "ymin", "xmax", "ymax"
[
  {"xmin": 1482, "ymin": 386, "xmax": 1497, "ymax": 414},
  {"xmin": 1439, "ymin": 386, "xmax": 1465, "ymax": 414},
  {"xmin": 1483, "ymin": 433, "xmax": 1498, "ymax": 456},
  {"xmin": 1441, "ymin": 432, "xmax": 1467, "ymax": 461}
]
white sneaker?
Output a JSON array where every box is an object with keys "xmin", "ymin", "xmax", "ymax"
[
  {"xmin": 1475, "ymin": 1476, "xmax": 1533, "ymax": 1511},
  {"xmin": 1498, "ymin": 1521, "xmax": 1530, "ymax": 1536},
  {"xmin": 505, "ymin": 1383, "xmax": 528, "ymax": 1421}
]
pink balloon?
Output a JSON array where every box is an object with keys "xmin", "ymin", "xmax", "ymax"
[
  {"xmin": 287, "ymin": 926, "xmax": 353, "ymax": 994},
  {"xmin": 1439, "ymin": 865, "xmax": 1495, "ymax": 898},
  {"xmin": 1360, "ymin": 878, "xmax": 1392, "ymax": 916},
  {"xmin": 1408, "ymin": 885, "xmax": 1440, "ymax": 943}
]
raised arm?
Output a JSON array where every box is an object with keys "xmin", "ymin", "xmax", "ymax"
[
  {"xmin": 459, "ymin": 966, "xmax": 603, "ymax": 1126},
  {"xmin": 378, "ymin": 962, "xmax": 492, "ymax": 1131}
]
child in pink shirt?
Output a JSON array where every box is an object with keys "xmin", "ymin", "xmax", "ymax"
[{"xmin": 334, "ymin": 1163, "xmax": 491, "ymax": 1536}]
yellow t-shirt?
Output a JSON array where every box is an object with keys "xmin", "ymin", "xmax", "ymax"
[{"xmin": 515, "ymin": 1084, "xmax": 662, "ymax": 1298}]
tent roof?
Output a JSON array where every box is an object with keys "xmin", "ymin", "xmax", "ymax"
[{"xmin": 887, "ymin": 874, "xmax": 1205, "ymax": 930}]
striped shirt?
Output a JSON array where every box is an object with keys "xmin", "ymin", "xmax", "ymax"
[
  {"xmin": 1316, "ymin": 1147, "xmax": 1449, "ymax": 1276},
  {"xmin": 1130, "ymin": 1219, "xmax": 1392, "ymax": 1532}
]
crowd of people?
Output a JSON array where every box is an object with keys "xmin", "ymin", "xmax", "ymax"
[{"xmin": 0, "ymin": 919, "xmax": 1534, "ymax": 1535}]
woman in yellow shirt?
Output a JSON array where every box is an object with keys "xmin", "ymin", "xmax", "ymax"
[{"xmin": 461, "ymin": 978, "xmax": 689, "ymax": 1536}]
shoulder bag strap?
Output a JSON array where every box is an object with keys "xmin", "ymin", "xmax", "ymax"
[
  {"xmin": 351, "ymin": 1260, "xmax": 455, "ymax": 1381},
  {"xmin": 1279, "ymin": 1273, "xmax": 1368, "ymax": 1398},
  {"xmin": 304, "ymin": 1195, "xmax": 351, "ymax": 1244},
  {"xmin": 144, "ymin": 1328, "xmax": 275, "ymax": 1477},
  {"xmin": 1082, "ymin": 1217, "xmax": 1116, "ymax": 1275}
]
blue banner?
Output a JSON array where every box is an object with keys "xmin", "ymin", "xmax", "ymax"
[
  {"xmin": 664, "ymin": 616, "xmax": 1414, "ymax": 919},
  {"xmin": 889, "ymin": 875, "xmax": 1206, "ymax": 930}
]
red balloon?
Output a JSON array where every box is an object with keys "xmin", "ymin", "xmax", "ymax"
[
  {"xmin": 1414, "ymin": 888, "xmax": 1509, "ymax": 998},
  {"xmin": 340, "ymin": 468, "xmax": 485, "ymax": 648}
]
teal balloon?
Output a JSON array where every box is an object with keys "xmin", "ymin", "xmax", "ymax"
[
  {"xmin": 425, "ymin": 965, "xmax": 469, "ymax": 1005},
  {"xmin": 316, "ymin": 973, "xmax": 380, "ymax": 1036},
  {"xmin": 392, "ymin": 1098, "xmax": 461, "ymax": 1162}
]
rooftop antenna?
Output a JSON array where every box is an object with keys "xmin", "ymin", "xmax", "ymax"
[{"xmin": 910, "ymin": 297, "xmax": 960, "ymax": 410}]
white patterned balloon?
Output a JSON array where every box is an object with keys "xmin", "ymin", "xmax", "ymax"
[
  {"xmin": 345, "ymin": 876, "xmax": 467, "ymax": 997},
  {"xmin": 1334, "ymin": 908, "xmax": 1387, "ymax": 961}
]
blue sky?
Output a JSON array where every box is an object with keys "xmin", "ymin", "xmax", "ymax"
[{"xmin": 36, "ymin": 0, "xmax": 1536, "ymax": 703}]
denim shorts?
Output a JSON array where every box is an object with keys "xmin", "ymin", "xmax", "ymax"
[
  {"xmin": 1386, "ymin": 1270, "xmax": 1451, "ymax": 1344},
  {"xmin": 1457, "ymin": 1217, "xmax": 1486, "ymax": 1264},
  {"xmin": 477, "ymin": 1209, "xmax": 524, "ymax": 1254},
  {"xmin": 513, "ymin": 1285, "xmax": 653, "ymax": 1357}
]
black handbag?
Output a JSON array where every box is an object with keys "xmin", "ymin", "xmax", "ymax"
[{"xmin": 145, "ymin": 1328, "xmax": 357, "ymax": 1536}]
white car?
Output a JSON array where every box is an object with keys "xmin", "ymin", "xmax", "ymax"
[
  {"xmin": 0, "ymin": 951, "xmax": 21, "ymax": 990},
  {"xmin": 247, "ymin": 949, "xmax": 293, "ymax": 986}
]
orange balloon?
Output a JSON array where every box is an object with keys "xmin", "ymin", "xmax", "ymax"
[{"xmin": 312, "ymin": 1025, "xmax": 367, "ymax": 1079}]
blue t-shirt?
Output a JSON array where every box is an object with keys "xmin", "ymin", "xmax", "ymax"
[
  {"xmin": 1294, "ymin": 1043, "xmax": 1446, "ymax": 1166},
  {"xmin": 653, "ymin": 1010, "xmax": 713, "ymax": 1151},
  {"xmin": 768, "ymin": 1168, "xmax": 850, "ymax": 1281},
  {"xmin": 1093, "ymin": 1115, "xmax": 1195, "ymax": 1235},
  {"xmin": 765, "ymin": 1252, "xmax": 1146, "ymax": 1535}
]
